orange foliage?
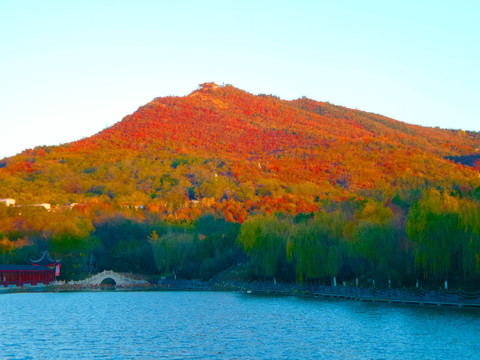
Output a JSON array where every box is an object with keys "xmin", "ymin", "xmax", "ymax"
[{"xmin": 1, "ymin": 83, "xmax": 479, "ymax": 223}]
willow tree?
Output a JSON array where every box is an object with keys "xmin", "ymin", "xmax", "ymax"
[
  {"xmin": 458, "ymin": 199, "xmax": 480, "ymax": 279},
  {"xmin": 237, "ymin": 214, "xmax": 290, "ymax": 283},
  {"xmin": 351, "ymin": 222, "xmax": 397, "ymax": 279},
  {"xmin": 287, "ymin": 211, "xmax": 347, "ymax": 284},
  {"xmin": 149, "ymin": 231, "xmax": 195, "ymax": 278},
  {"xmin": 406, "ymin": 189, "xmax": 480, "ymax": 282},
  {"xmin": 346, "ymin": 200, "xmax": 399, "ymax": 284}
]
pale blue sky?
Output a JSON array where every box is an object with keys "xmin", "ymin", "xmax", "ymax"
[{"xmin": 1, "ymin": 0, "xmax": 479, "ymax": 159}]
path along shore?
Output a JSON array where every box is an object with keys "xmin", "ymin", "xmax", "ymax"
[{"xmin": 2, "ymin": 279, "xmax": 480, "ymax": 309}]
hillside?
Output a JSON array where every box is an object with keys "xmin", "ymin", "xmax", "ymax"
[
  {"xmin": 1, "ymin": 82, "xmax": 479, "ymax": 222},
  {"xmin": 2, "ymin": 83, "xmax": 480, "ymax": 283}
]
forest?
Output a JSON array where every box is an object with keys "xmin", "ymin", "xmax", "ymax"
[
  {"xmin": 1, "ymin": 185, "xmax": 480, "ymax": 289},
  {"xmin": 1, "ymin": 83, "xmax": 480, "ymax": 288}
]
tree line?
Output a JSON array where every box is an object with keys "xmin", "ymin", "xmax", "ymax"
[{"xmin": 1, "ymin": 187, "xmax": 480, "ymax": 289}]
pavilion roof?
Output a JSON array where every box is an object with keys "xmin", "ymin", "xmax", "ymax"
[{"xmin": 30, "ymin": 250, "xmax": 60, "ymax": 268}]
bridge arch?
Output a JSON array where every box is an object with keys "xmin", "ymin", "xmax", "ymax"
[
  {"xmin": 69, "ymin": 270, "xmax": 147, "ymax": 287},
  {"xmin": 100, "ymin": 277, "xmax": 117, "ymax": 286}
]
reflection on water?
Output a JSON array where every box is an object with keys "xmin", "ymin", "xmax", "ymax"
[{"xmin": 0, "ymin": 291, "xmax": 479, "ymax": 359}]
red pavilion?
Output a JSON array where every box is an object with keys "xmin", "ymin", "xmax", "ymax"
[{"xmin": 0, "ymin": 251, "xmax": 60, "ymax": 287}]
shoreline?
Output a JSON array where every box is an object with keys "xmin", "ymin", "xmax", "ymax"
[{"xmin": 2, "ymin": 280, "xmax": 480, "ymax": 309}]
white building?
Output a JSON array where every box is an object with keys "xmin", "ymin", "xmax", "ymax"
[
  {"xmin": 0, "ymin": 198, "xmax": 15, "ymax": 207},
  {"xmin": 32, "ymin": 203, "xmax": 51, "ymax": 211}
]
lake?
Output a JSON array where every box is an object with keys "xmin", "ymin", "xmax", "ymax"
[{"xmin": 0, "ymin": 291, "xmax": 479, "ymax": 359}]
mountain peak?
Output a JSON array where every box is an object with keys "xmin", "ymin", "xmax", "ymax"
[{"xmin": 1, "ymin": 83, "xmax": 479, "ymax": 209}]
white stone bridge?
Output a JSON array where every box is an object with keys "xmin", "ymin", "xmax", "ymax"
[{"xmin": 69, "ymin": 270, "xmax": 148, "ymax": 286}]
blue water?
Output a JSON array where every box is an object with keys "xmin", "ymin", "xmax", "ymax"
[{"xmin": 0, "ymin": 291, "xmax": 479, "ymax": 359}]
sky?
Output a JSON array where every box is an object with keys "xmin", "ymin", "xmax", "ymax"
[{"xmin": 1, "ymin": 0, "xmax": 479, "ymax": 159}]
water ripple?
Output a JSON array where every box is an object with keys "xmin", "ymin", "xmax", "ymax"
[{"xmin": 0, "ymin": 292, "xmax": 479, "ymax": 359}]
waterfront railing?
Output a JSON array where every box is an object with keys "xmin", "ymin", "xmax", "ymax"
[{"xmin": 159, "ymin": 279, "xmax": 480, "ymax": 308}]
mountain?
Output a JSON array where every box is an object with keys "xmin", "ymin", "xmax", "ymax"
[{"xmin": 1, "ymin": 82, "xmax": 480, "ymax": 222}]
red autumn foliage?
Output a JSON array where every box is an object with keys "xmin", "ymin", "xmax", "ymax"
[{"xmin": 1, "ymin": 83, "xmax": 479, "ymax": 222}]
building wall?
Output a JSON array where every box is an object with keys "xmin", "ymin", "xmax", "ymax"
[
  {"xmin": 0, "ymin": 198, "xmax": 15, "ymax": 206},
  {"xmin": 0, "ymin": 270, "xmax": 54, "ymax": 287}
]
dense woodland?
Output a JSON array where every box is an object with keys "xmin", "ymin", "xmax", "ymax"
[{"xmin": 1, "ymin": 83, "xmax": 480, "ymax": 288}]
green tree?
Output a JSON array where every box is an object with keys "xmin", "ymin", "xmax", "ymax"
[
  {"xmin": 237, "ymin": 214, "xmax": 290, "ymax": 282},
  {"xmin": 346, "ymin": 200, "xmax": 400, "ymax": 284},
  {"xmin": 407, "ymin": 189, "xmax": 480, "ymax": 281},
  {"xmin": 149, "ymin": 231, "xmax": 195, "ymax": 278},
  {"xmin": 49, "ymin": 215, "xmax": 98, "ymax": 280},
  {"xmin": 287, "ymin": 211, "xmax": 347, "ymax": 283}
]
